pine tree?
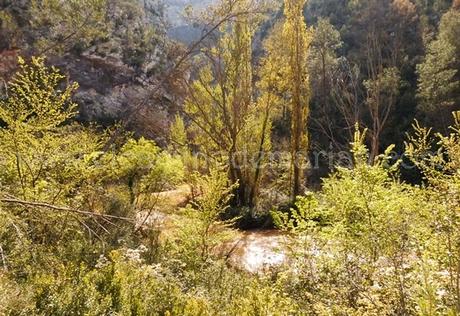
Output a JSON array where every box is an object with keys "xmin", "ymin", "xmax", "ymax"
[{"xmin": 417, "ymin": 8, "xmax": 460, "ymax": 115}]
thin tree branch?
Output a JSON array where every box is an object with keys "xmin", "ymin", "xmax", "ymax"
[{"xmin": 1, "ymin": 194, "xmax": 135, "ymax": 222}]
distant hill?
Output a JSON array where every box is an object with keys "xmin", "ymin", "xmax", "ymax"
[
  {"xmin": 164, "ymin": 0, "xmax": 213, "ymax": 43},
  {"xmin": 164, "ymin": 0, "xmax": 213, "ymax": 26},
  {"xmin": 167, "ymin": 25, "xmax": 203, "ymax": 44}
]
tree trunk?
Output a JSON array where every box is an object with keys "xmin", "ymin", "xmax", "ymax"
[
  {"xmin": 370, "ymin": 133, "xmax": 379, "ymax": 164},
  {"xmin": 291, "ymin": 97, "xmax": 305, "ymax": 201}
]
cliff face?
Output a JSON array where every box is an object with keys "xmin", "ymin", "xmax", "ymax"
[
  {"xmin": 454, "ymin": 0, "xmax": 460, "ymax": 10},
  {"xmin": 0, "ymin": 49, "xmax": 19, "ymax": 80},
  {"xmin": 0, "ymin": 0, "xmax": 186, "ymax": 145},
  {"xmin": 0, "ymin": 49, "xmax": 175, "ymax": 145},
  {"xmin": 52, "ymin": 52, "xmax": 177, "ymax": 145}
]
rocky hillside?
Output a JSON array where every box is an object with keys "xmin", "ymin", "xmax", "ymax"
[{"xmin": 0, "ymin": 0, "xmax": 186, "ymax": 144}]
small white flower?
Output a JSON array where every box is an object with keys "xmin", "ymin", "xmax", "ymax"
[
  {"xmin": 125, "ymin": 248, "xmax": 143, "ymax": 263},
  {"xmin": 436, "ymin": 288, "xmax": 447, "ymax": 298},
  {"xmin": 95, "ymin": 255, "xmax": 110, "ymax": 269},
  {"xmin": 371, "ymin": 282, "xmax": 382, "ymax": 291}
]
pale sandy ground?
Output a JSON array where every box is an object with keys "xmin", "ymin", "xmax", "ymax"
[{"xmin": 138, "ymin": 185, "xmax": 289, "ymax": 273}]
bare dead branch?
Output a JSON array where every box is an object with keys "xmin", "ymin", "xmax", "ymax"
[{"xmin": 1, "ymin": 194, "xmax": 135, "ymax": 223}]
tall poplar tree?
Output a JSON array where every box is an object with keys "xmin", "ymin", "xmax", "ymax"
[
  {"xmin": 277, "ymin": 0, "xmax": 312, "ymax": 200},
  {"xmin": 184, "ymin": 0, "xmax": 273, "ymax": 208}
]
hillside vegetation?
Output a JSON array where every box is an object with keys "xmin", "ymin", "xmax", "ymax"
[{"xmin": 0, "ymin": 0, "xmax": 460, "ymax": 315}]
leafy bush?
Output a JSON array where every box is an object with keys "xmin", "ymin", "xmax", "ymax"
[{"xmin": 274, "ymin": 127, "xmax": 428, "ymax": 315}]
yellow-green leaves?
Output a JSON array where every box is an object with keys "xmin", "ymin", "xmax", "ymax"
[
  {"xmin": 170, "ymin": 115, "xmax": 187, "ymax": 151},
  {"xmin": 103, "ymin": 137, "xmax": 184, "ymax": 205},
  {"xmin": 0, "ymin": 56, "xmax": 78, "ymax": 131},
  {"xmin": 184, "ymin": 0, "xmax": 273, "ymax": 207},
  {"xmin": 0, "ymin": 57, "xmax": 86, "ymax": 200},
  {"xmin": 276, "ymin": 0, "xmax": 313, "ymax": 199}
]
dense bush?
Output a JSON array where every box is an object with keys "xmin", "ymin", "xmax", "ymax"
[
  {"xmin": 272, "ymin": 120, "xmax": 460, "ymax": 315},
  {"xmin": 0, "ymin": 57, "xmax": 297, "ymax": 315}
]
